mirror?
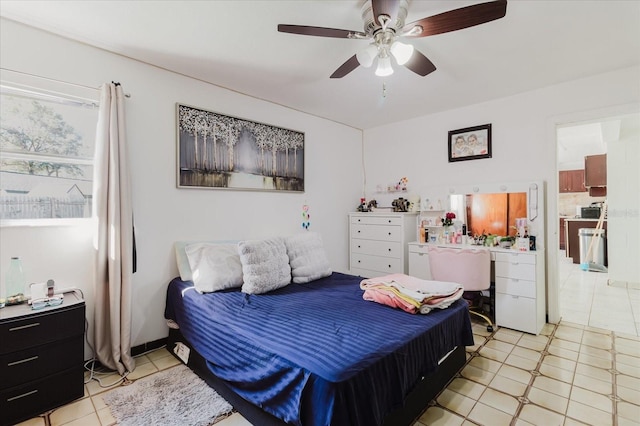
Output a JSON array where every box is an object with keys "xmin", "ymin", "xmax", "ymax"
[
  {"xmin": 464, "ymin": 192, "xmax": 527, "ymax": 237},
  {"xmin": 420, "ymin": 180, "xmax": 545, "ymax": 249}
]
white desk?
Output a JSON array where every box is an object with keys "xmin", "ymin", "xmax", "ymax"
[{"xmin": 408, "ymin": 242, "xmax": 546, "ymax": 335}]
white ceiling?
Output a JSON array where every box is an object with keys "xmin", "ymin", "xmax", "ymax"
[{"xmin": 1, "ymin": 0, "xmax": 639, "ymax": 130}]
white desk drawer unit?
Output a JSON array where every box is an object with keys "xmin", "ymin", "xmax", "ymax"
[
  {"xmin": 408, "ymin": 243, "xmax": 546, "ymax": 335},
  {"xmin": 349, "ymin": 212, "xmax": 417, "ymax": 278},
  {"xmin": 408, "ymin": 243, "xmax": 432, "ymax": 280},
  {"xmin": 494, "ymin": 251, "xmax": 545, "ymax": 335}
]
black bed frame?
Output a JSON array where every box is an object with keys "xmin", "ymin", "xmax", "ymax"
[{"xmin": 167, "ymin": 327, "xmax": 466, "ymax": 426}]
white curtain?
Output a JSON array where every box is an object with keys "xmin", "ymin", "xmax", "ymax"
[{"xmin": 93, "ymin": 82, "xmax": 135, "ymax": 375}]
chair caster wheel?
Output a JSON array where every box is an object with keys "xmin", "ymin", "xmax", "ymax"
[{"xmin": 487, "ymin": 325, "xmax": 494, "ymax": 332}]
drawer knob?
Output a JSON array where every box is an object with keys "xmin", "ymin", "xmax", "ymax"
[
  {"xmin": 388, "ymin": 248, "xmax": 391, "ymax": 252},
  {"xmin": 358, "ymin": 260, "xmax": 361, "ymax": 263},
  {"xmin": 388, "ymin": 232, "xmax": 391, "ymax": 236},
  {"xmin": 358, "ymin": 219, "xmax": 361, "ymax": 222},
  {"xmin": 388, "ymin": 220, "xmax": 391, "ymax": 223},
  {"xmin": 357, "ymin": 245, "xmax": 361, "ymax": 248},
  {"xmin": 358, "ymin": 230, "xmax": 361, "ymax": 233},
  {"xmin": 388, "ymin": 265, "xmax": 392, "ymax": 268}
]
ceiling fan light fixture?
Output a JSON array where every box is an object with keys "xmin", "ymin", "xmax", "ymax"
[
  {"xmin": 390, "ymin": 40, "xmax": 414, "ymax": 65},
  {"xmin": 375, "ymin": 55, "xmax": 393, "ymax": 77},
  {"xmin": 356, "ymin": 44, "xmax": 378, "ymax": 68}
]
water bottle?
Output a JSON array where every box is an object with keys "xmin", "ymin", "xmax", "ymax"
[{"xmin": 5, "ymin": 257, "xmax": 26, "ymax": 305}]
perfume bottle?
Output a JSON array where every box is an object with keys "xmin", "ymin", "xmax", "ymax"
[{"xmin": 5, "ymin": 257, "xmax": 26, "ymax": 305}]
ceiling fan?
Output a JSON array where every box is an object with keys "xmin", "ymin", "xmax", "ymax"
[{"xmin": 278, "ymin": 0, "xmax": 507, "ymax": 78}]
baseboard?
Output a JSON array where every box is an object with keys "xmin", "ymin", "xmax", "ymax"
[{"xmin": 131, "ymin": 337, "xmax": 167, "ymax": 357}]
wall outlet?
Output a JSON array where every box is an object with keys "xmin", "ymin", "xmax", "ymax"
[{"xmin": 173, "ymin": 342, "xmax": 190, "ymax": 364}]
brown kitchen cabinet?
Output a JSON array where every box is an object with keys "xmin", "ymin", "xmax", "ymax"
[
  {"xmin": 559, "ymin": 217, "xmax": 566, "ymax": 250},
  {"xmin": 559, "ymin": 169, "xmax": 586, "ymax": 193},
  {"xmin": 584, "ymin": 154, "xmax": 606, "ymax": 196}
]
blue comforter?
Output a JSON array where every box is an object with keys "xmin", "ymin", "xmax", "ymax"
[{"xmin": 165, "ymin": 272, "xmax": 473, "ymax": 426}]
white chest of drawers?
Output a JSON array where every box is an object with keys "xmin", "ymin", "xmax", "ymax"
[
  {"xmin": 349, "ymin": 212, "xmax": 417, "ymax": 278},
  {"xmin": 494, "ymin": 251, "xmax": 545, "ymax": 335}
]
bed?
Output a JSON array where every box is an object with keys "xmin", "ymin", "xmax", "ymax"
[{"xmin": 164, "ymin": 271, "xmax": 474, "ymax": 426}]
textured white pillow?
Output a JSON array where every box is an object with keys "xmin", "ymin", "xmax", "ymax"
[
  {"xmin": 174, "ymin": 240, "xmax": 238, "ymax": 281},
  {"xmin": 285, "ymin": 232, "xmax": 332, "ymax": 283},
  {"xmin": 238, "ymin": 238, "xmax": 291, "ymax": 294},
  {"xmin": 185, "ymin": 243, "xmax": 243, "ymax": 293}
]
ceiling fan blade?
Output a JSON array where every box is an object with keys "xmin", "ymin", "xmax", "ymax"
[
  {"xmin": 278, "ymin": 24, "xmax": 365, "ymax": 39},
  {"xmin": 330, "ymin": 55, "xmax": 360, "ymax": 79},
  {"xmin": 402, "ymin": 0, "xmax": 507, "ymax": 38},
  {"xmin": 371, "ymin": 0, "xmax": 400, "ymax": 26},
  {"xmin": 404, "ymin": 50, "xmax": 437, "ymax": 77}
]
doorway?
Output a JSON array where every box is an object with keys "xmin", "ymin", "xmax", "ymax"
[{"xmin": 556, "ymin": 113, "xmax": 640, "ymax": 336}]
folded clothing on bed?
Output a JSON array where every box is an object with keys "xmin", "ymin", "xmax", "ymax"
[{"xmin": 360, "ymin": 273, "xmax": 464, "ymax": 314}]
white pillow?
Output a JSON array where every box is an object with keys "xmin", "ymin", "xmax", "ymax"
[
  {"xmin": 174, "ymin": 240, "xmax": 237, "ymax": 281},
  {"xmin": 238, "ymin": 237, "xmax": 291, "ymax": 294},
  {"xmin": 285, "ymin": 232, "xmax": 332, "ymax": 284},
  {"xmin": 184, "ymin": 243, "xmax": 243, "ymax": 293}
]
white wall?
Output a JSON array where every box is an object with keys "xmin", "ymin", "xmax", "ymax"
[
  {"xmin": 0, "ymin": 18, "xmax": 363, "ymax": 356},
  {"xmin": 363, "ymin": 65, "xmax": 640, "ymax": 323},
  {"xmin": 608, "ymin": 114, "xmax": 640, "ymax": 285}
]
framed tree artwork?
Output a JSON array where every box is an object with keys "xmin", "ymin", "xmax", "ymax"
[
  {"xmin": 448, "ymin": 123, "xmax": 492, "ymax": 162},
  {"xmin": 176, "ymin": 103, "xmax": 304, "ymax": 192}
]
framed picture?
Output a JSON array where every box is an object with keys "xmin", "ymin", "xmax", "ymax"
[
  {"xmin": 176, "ymin": 103, "xmax": 304, "ymax": 192},
  {"xmin": 448, "ymin": 123, "xmax": 492, "ymax": 162}
]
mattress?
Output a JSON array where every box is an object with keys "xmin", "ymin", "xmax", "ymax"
[{"xmin": 165, "ymin": 272, "xmax": 473, "ymax": 426}]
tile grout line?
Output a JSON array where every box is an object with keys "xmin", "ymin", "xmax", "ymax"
[{"xmin": 508, "ymin": 321, "xmax": 560, "ymax": 426}]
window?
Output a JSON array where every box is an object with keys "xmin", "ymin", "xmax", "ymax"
[{"xmin": 0, "ymin": 74, "xmax": 99, "ymax": 222}]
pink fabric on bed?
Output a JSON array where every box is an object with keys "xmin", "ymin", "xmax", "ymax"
[
  {"xmin": 360, "ymin": 273, "xmax": 464, "ymax": 314},
  {"xmin": 362, "ymin": 288, "xmax": 418, "ymax": 314}
]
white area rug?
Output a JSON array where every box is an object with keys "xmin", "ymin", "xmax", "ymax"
[{"xmin": 103, "ymin": 363, "xmax": 233, "ymax": 426}]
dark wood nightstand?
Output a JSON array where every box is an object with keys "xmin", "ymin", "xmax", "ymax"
[{"xmin": 0, "ymin": 291, "xmax": 85, "ymax": 426}]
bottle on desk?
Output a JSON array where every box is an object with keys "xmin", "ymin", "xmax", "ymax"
[{"xmin": 5, "ymin": 257, "xmax": 26, "ymax": 305}]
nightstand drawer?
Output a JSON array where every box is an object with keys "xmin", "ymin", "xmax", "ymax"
[
  {"xmin": 0, "ymin": 336, "xmax": 83, "ymax": 389},
  {"xmin": 351, "ymin": 224, "xmax": 402, "ymax": 242},
  {"xmin": 0, "ymin": 366, "xmax": 84, "ymax": 426},
  {"xmin": 351, "ymin": 239, "xmax": 402, "ymax": 258},
  {"xmin": 0, "ymin": 304, "xmax": 85, "ymax": 354}
]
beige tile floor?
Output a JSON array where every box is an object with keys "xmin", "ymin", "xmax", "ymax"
[
  {"xmin": 558, "ymin": 250, "xmax": 640, "ymax": 336},
  {"xmin": 17, "ymin": 321, "xmax": 640, "ymax": 426}
]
